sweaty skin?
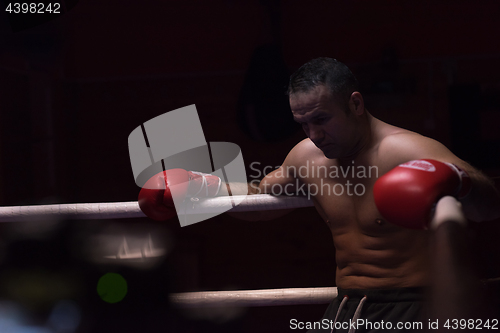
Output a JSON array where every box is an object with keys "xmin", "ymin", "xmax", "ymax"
[{"xmin": 258, "ymin": 84, "xmax": 493, "ymax": 289}]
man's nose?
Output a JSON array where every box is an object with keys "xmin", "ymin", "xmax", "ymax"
[{"xmin": 308, "ymin": 124, "xmax": 324, "ymax": 142}]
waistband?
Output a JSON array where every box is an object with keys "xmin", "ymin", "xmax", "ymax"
[{"xmin": 336, "ymin": 287, "xmax": 425, "ymax": 303}]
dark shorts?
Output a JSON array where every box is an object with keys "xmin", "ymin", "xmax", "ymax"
[{"xmin": 307, "ymin": 287, "xmax": 427, "ymax": 332}]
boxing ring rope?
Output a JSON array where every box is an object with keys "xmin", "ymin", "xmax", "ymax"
[
  {"xmin": 0, "ymin": 194, "xmax": 484, "ymax": 315},
  {"xmin": 0, "ymin": 194, "xmax": 314, "ymax": 222},
  {"xmin": 429, "ymin": 196, "xmax": 486, "ymax": 323},
  {"xmin": 169, "ymin": 287, "xmax": 337, "ymax": 308}
]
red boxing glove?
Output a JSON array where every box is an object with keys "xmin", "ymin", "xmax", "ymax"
[
  {"xmin": 138, "ymin": 169, "xmax": 222, "ymax": 221},
  {"xmin": 373, "ymin": 159, "xmax": 471, "ymax": 229}
]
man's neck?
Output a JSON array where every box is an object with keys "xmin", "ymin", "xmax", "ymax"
[{"xmin": 338, "ymin": 111, "xmax": 374, "ymax": 165}]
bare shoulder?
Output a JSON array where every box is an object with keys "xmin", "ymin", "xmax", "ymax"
[
  {"xmin": 377, "ymin": 129, "xmax": 464, "ymax": 171},
  {"xmin": 284, "ymin": 138, "xmax": 321, "ymax": 167},
  {"xmin": 259, "ymin": 138, "xmax": 319, "ymax": 191}
]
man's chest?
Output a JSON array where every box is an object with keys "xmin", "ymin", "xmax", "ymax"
[{"xmin": 298, "ymin": 161, "xmax": 389, "ymax": 232}]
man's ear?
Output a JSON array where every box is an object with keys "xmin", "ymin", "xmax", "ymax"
[{"xmin": 349, "ymin": 92, "xmax": 365, "ymax": 116}]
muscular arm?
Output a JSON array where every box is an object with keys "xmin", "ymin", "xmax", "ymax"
[
  {"xmin": 225, "ymin": 140, "xmax": 311, "ymax": 221},
  {"xmin": 221, "ymin": 182, "xmax": 281, "ymax": 221},
  {"xmin": 379, "ymin": 133, "xmax": 500, "ymax": 222},
  {"xmin": 460, "ymin": 168, "xmax": 500, "ymax": 221}
]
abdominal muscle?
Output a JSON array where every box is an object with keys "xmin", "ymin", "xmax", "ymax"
[
  {"xmin": 333, "ymin": 228, "xmax": 431, "ymax": 289},
  {"xmin": 294, "ymin": 138, "xmax": 431, "ymax": 290},
  {"xmin": 316, "ymin": 193, "xmax": 431, "ymax": 290}
]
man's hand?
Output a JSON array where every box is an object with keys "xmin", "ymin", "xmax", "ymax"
[
  {"xmin": 138, "ymin": 169, "xmax": 221, "ymax": 221},
  {"xmin": 373, "ymin": 159, "xmax": 471, "ymax": 229}
]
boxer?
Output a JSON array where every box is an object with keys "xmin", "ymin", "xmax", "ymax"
[{"xmin": 139, "ymin": 58, "xmax": 500, "ymax": 331}]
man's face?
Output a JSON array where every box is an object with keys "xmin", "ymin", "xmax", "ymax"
[{"xmin": 290, "ymin": 85, "xmax": 360, "ymax": 159}]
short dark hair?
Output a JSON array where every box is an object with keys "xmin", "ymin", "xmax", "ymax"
[{"xmin": 287, "ymin": 58, "xmax": 360, "ymax": 105}]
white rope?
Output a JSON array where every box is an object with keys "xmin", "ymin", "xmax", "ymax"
[
  {"xmin": 169, "ymin": 287, "xmax": 337, "ymax": 307},
  {"xmin": 0, "ymin": 195, "xmax": 314, "ymax": 222},
  {"xmin": 430, "ymin": 196, "xmax": 466, "ymax": 229}
]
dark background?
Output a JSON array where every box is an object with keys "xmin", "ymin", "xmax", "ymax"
[{"xmin": 0, "ymin": 0, "xmax": 499, "ymax": 332}]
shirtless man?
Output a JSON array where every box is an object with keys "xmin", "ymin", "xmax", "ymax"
[
  {"xmin": 138, "ymin": 58, "xmax": 500, "ymax": 331},
  {"xmin": 257, "ymin": 58, "xmax": 500, "ymax": 331}
]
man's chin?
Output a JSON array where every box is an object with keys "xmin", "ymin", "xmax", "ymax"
[{"xmin": 322, "ymin": 150, "xmax": 338, "ymax": 159}]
